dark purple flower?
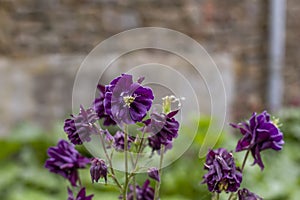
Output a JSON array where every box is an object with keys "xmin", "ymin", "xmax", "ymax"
[
  {"xmin": 238, "ymin": 188, "xmax": 263, "ymax": 200},
  {"xmin": 68, "ymin": 187, "xmax": 94, "ymax": 200},
  {"xmin": 93, "ymin": 84, "xmax": 116, "ymax": 126},
  {"xmin": 202, "ymin": 148, "xmax": 242, "ymax": 193},
  {"xmin": 64, "ymin": 106, "xmax": 99, "ymax": 145},
  {"xmin": 104, "ymin": 74, "xmax": 154, "ymax": 125},
  {"xmin": 45, "ymin": 140, "xmax": 90, "ymax": 186},
  {"xmin": 146, "ymin": 110, "xmax": 179, "ymax": 153},
  {"xmin": 230, "ymin": 111, "xmax": 284, "ymax": 170},
  {"xmin": 113, "ymin": 131, "xmax": 135, "ymax": 151},
  {"xmin": 148, "ymin": 167, "xmax": 160, "ymax": 182},
  {"xmin": 125, "ymin": 180, "xmax": 155, "ymax": 200},
  {"xmin": 90, "ymin": 158, "xmax": 108, "ymax": 183}
]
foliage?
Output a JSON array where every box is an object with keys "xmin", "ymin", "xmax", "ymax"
[{"xmin": 1, "ymin": 108, "xmax": 300, "ymax": 199}]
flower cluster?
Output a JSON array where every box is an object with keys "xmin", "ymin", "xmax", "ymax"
[
  {"xmin": 45, "ymin": 74, "xmax": 181, "ymax": 200},
  {"xmin": 202, "ymin": 111, "xmax": 284, "ymax": 199}
]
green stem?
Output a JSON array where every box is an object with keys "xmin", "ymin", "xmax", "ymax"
[
  {"xmin": 154, "ymin": 145, "xmax": 164, "ymax": 200},
  {"xmin": 123, "ymin": 125, "xmax": 129, "ymax": 200},
  {"xmin": 241, "ymin": 150, "xmax": 250, "ymax": 172},
  {"xmin": 132, "ymin": 175, "xmax": 137, "ymax": 200}
]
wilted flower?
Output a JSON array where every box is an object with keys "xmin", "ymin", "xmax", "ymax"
[
  {"xmin": 113, "ymin": 131, "xmax": 135, "ymax": 151},
  {"xmin": 64, "ymin": 106, "xmax": 99, "ymax": 145},
  {"xmin": 45, "ymin": 140, "xmax": 90, "ymax": 186},
  {"xmin": 104, "ymin": 74, "xmax": 154, "ymax": 125},
  {"xmin": 146, "ymin": 110, "xmax": 179, "ymax": 153},
  {"xmin": 68, "ymin": 187, "xmax": 94, "ymax": 200},
  {"xmin": 126, "ymin": 179, "xmax": 155, "ymax": 200},
  {"xmin": 148, "ymin": 167, "xmax": 160, "ymax": 182},
  {"xmin": 90, "ymin": 158, "xmax": 108, "ymax": 183},
  {"xmin": 238, "ymin": 188, "xmax": 263, "ymax": 200},
  {"xmin": 230, "ymin": 111, "xmax": 284, "ymax": 170},
  {"xmin": 202, "ymin": 148, "xmax": 242, "ymax": 193},
  {"xmin": 93, "ymin": 84, "xmax": 116, "ymax": 126}
]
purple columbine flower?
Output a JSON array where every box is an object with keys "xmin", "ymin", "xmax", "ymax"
[
  {"xmin": 64, "ymin": 106, "xmax": 99, "ymax": 145},
  {"xmin": 90, "ymin": 158, "xmax": 108, "ymax": 183},
  {"xmin": 104, "ymin": 74, "xmax": 154, "ymax": 125},
  {"xmin": 230, "ymin": 111, "xmax": 284, "ymax": 170},
  {"xmin": 68, "ymin": 187, "xmax": 94, "ymax": 200},
  {"xmin": 146, "ymin": 110, "xmax": 179, "ymax": 153},
  {"xmin": 93, "ymin": 84, "xmax": 116, "ymax": 126},
  {"xmin": 238, "ymin": 188, "xmax": 263, "ymax": 200},
  {"xmin": 113, "ymin": 131, "xmax": 135, "ymax": 151},
  {"xmin": 202, "ymin": 148, "xmax": 242, "ymax": 193},
  {"xmin": 148, "ymin": 167, "xmax": 160, "ymax": 182},
  {"xmin": 45, "ymin": 140, "xmax": 90, "ymax": 186},
  {"xmin": 125, "ymin": 179, "xmax": 155, "ymax": 200}
]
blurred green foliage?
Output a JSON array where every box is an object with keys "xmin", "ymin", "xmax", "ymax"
[{"xmin": 0, "ymin": 110, "xmax": 300, "ymax": 200}]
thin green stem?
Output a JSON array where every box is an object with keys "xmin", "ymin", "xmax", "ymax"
[
  {"xmin": 241, "ymin": 150, "xmax": 250, "ymax": 172},
  {"xmin": 132, "ymin": 175, "xmax": 137, "ymax": 200},
  {"xmin": 123, "ymin": 125, "xmax": 129, "ymax": 200},
  {"xmin": 154, "ymin": 145, "xmax": 164, "ymax": 200}
]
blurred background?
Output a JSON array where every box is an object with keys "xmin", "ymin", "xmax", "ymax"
[{"xmin": 0, "ymin": 0, "xmax": 300, "ymax": 199}]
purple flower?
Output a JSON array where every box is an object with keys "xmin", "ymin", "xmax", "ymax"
[
  {"xmin": 93, "ymin": 84, "xmax": 116, "ymax": 126},
  {"xmin": 238, "ymin": 188, "xmax": 263, "ymax": 200},
  {"xmin": 113, "ymin": 131, "xmax": 135, "ymax": 151},
  {"xmin": 202, "ymin": 148, "xmax": 242, "ymax": 193},
  {"xmin": 125, "ymin": 180, "xmax": 155, "ymax": 200},
  {"xmin": 68, "ymin": 187, "xmax": 94, "ymax": 200},
  {"xmin": 146, "ymin": 110, "xmax": 179, "ymax": 153},
  {"xmin": 230, "ymin": 111, "xmax": 284, "ymax": 170},
  {"xmin": 148, "ymin": 167, "xmax": 160, "ymax": 182},
  {"xmin": 102, "ymin": 129, "xmax": 115, "ymax": 147},
  {"xmin": 90, "ymin": 158, "xmax": 108, "ymax": 183},
  {"xmin": 45, "ymin": 140, "xmax": 90, "ymax": 186},
  {"xmin": 64, "ymin": 106, "xmax": 99, "ymax": 145},
  {"xmin": 104, "ymin": 74, "xmax": 154, "ymax": 125}
]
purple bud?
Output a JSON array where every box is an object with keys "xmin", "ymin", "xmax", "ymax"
[
  {"xmin": 90, "ymin": 158, "xmax": 108, "ymax": 184},
  {"xmin": 238, "ymin": 188, "xmax": 263, "ymax": 200},
  {"xmin": 148, "ymin": 167, "xmax": 160, "ymax": 182}
]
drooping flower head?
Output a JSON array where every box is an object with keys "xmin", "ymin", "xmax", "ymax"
[
  {"xmin": 93, "ymin": 84, "xmax": 116, "ymax": 126},
  {"xmin": 68, "ymin": 187, "xmax": 94, "ymax": 200},
  {"xmin": 45, "ymin": 140, "xmax": 90, "ymax": 186},
  {"xmin": 104, "ymin": 74, "xmax": 154, "ymax": 125},
  {"xmin": 125, "ymin": 179, "xmax": 155, "ymax": 200},
  {"xmin": 90, "ymin": 158, "xmax": 108, "ymax": 183},
  {"xmin": 146, "ymin": 110, "xmax": 179, "ymax": 153},
  {"xmin": 147, "ymin": 167, "xmax": 160, "ymax": 182},
  {"xmin": 202, "ymin": 148, "xmax": 242, "ymax": 193},
  {"xmin": 64, "ymin": 106, "xmax": 99, "ymax": 145},
  {"xmin": 113, "ymin": 131, "xmax": 135, "ymax": 151},
  {"xmin": 238, "ymin": 188, "xmax": 263, "ymax": 200},
  {"xmin": 230, "ymin": 111, "xmax": 284, "ymax": 170}
]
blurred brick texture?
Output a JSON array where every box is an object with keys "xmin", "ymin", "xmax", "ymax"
[{"xmin": 0, "ymin": 0, "xmax": 299, "ymax": 134}]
